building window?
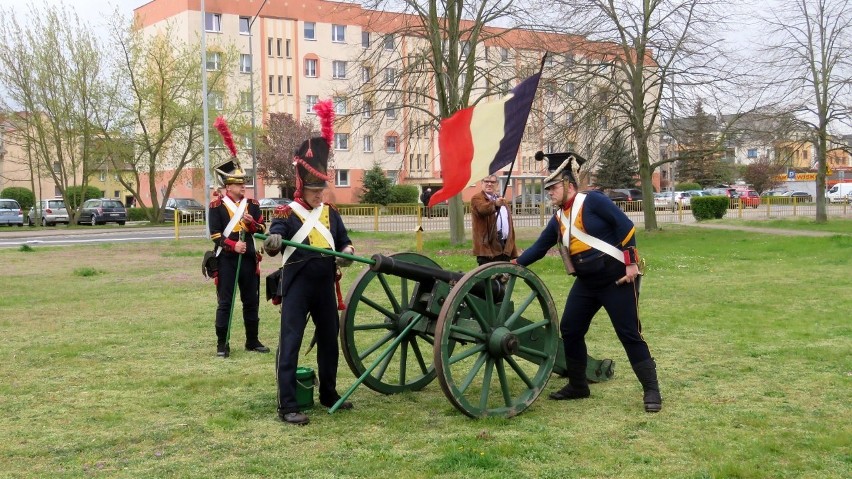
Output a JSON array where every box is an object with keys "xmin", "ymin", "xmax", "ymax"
[
  {"xmin": 205, "ymin": 13, "xmax": 221, "ymax": 32},
  {"xmin": 206, "ymin": 52, "xmax": 221, "ymax": 71},
  {"xmin": 362, "ymin": 100, "xmax": 373, "ymax": 118},
  {"xmin": 267, "ymin": 38, "xmax": 273, "ymax": 56},
  {"xmin": 286, "ymin": 76, "xmax": 292, "ymax": 95},
  {"xmin": 546, "ymin": 142, "xmax": 556, "ymax": 153},
  {"xmin": 268, "ymin": 75, "xmax": 274, "ymax": 94},
  {"xmin": 285, "ymin": 39, "xmax": 291, "ymax": 58},
  {"xmin": 546, "ymin": 111, "xmax": 555, "ymax": 125},
  {"xmin": 99, "ymin": 171, "xmax": 106, "ymax": 182},
  {"xmin": 304, "ymin": 58, "xmax": 317, "ymax": 77},
  {"xmin": 332, "ymin": 61, "xmax": 347, "ymax": 79},
  {"xmin": 362, "ymin": 66, "xmax": 372, "ymax": 83},
  {"xmin": 336, "ymin": 169, "xmax": 349, "ymax": 187},
  {"xmin": 386, "ymin": 103, "xmax": 397, "ymax": 120},
  {"xmin": 304, "ymin": 22, "xmax": 315, "ymax": 40},
  {"xmin": 385, "ymin": 135, "xmax": 398, "ymax": 153},
  {"xmin": 306, "ymin": 95, "xmax": 319, "ymax": 113},
  {"xmin": 566, "ymin": 82, "xmax": 575, "ymax": 97},
  {"xmin": 334, "ymin": 96, "xmax": 347, "ymax": 114},
  {"xmin": 599, "ymin": 116, "xmax": 608, "ymax": 129},
  {"xmin": 240, "ymin": 91, "xmax": 252, "ymax": 111},
  {"xmin": 332, "ymin": 24, "xmax": 345, "ymax": 42},
  {"xmin": 334, "ymin": 133, "xmax": 349, "ymax": 150},
  {"xmin": 209, "ymin": 91, "xmax": 224, "ymax": 110},
  {"xmin": 384, "ymin": 34, "xmax": 394, "ymax": 49},
  {"xmin": 567, "ymin": 112, "xmax": 575, "ymax": 127},
  {"xmin": 239, "ymin": 16, "xmax": 250, "ymax": 34},
  {"xmin": 240, "ymin": 54, "xmax": 252, "ymax": 73},
  {"xmin": 363, "ymin": 135, "xmax": 373, "ymax": 152},
  {"xmin": 747, "ymin": 148, "xmax": 758, "ymax": 158},
  {"xmin": 384, "ymin": 68, "xmax": 395, "ymax": 83},
  {"xmin": 500, "ymin": 47, "xmax": 508, "ymax": 62},
  {"xmin": 53, "ymin": 161, "xmax": 60, "ymax": 173},
  {"xmin": 277, "ymin": 75, "xmax": 284, "ymax": 94},
  {"xmin": 362, "ymin": 31, "xmax": 370, "ymax": 48},
  {"xmin": 276, "ymin": 38, "xmax": 282, "ymax": 57}
]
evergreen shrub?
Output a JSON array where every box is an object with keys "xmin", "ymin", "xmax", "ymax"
[
  {"xmin": 691, "ymin": 196, "xmax": 729, "ymax": 221},
  {"xmin": 0, "ymin": 187, "xmax": 35, "ymax": 212}
]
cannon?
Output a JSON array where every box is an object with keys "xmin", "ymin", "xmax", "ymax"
[{"xmin": 256, "ymin": 234, "xmax": 613, "ymax": 418}]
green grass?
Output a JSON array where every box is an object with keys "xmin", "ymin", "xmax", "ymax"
[{"xmin": 1, "ymin": 227, "xmax": 850, "ymax": 478}]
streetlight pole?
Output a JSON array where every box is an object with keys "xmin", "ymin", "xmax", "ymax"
[{"xmin": 248, "ymin": 0, "xmax": 268, "ymax": 199}]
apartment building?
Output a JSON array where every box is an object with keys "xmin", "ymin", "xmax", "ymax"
[{"xmin": 134, "ymin": 0, "xmax": 647, "ymax": 203}]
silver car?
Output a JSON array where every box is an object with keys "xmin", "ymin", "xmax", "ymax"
[
  {"xmin": 0, "ymin": 198, "xmax": 24, "ymax": 227},
  {"xmin": 28, "ymin": 199, "xmax": 69, "ymax": 226}
]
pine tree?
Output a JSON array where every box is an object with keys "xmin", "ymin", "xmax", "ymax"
[
  {"xmin": 594, "ymin": 132, "xmax": 639, "ymax": 189},
  {"xmin": 361, "ymin": 163, "xmax": 393, "ymax": 205}
]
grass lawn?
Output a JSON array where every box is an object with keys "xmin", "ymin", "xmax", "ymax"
[{"xmin": 1, "ymin": 226, "xmax": 850, "ymax": 478}]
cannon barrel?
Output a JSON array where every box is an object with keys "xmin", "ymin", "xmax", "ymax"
[{"xmin": 370, "ymin": 254, "xmax": 462, "ymax": 284}]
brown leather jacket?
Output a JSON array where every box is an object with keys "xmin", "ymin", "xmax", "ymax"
[{"xmin": 471, "ymin": 191, "xmax": 518, "ymax": 259}]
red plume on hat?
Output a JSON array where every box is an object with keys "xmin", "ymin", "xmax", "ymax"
[
  {"xmin": 313, "ymin": 99, "xmax": 335, "ymax": 147},
  {"xmin": 213, "ymin": 116, "xmax": 238, "ymax": 158}
]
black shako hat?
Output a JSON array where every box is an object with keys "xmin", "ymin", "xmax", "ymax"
[
  {"xmin": 535, "ymin": 151, "xmax": 587, "ymax": 188},
  {"xmin": 294, "ymin": 138, "xmax": 331, "ymax": 189}
]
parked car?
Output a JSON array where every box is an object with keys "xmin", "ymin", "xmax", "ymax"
[
  {"xmin": 761, "ymin": 190, "xmax": 787, "ymax": 197},
  {"xmin": 672, "ymin": 191, "xmax": 693, "ymax": 209},
  {"xmin": 706, "ymin": 187, "xmax": 738, "ymax": 198},
  {"xmin": 163, "ymin": 197, "xmax": 205, "ymax": 223},
  {"xmin": 512, "ymin": 193, "xmax": 544, "ymax": 206},
  {"xmin": 739, "ymin": 190, "xmax": 761, "ymax": 208},
  {"xmin": 77, "ymin": 198, "xmax": 127, "ymax": 226},
  {"xmin": 653, "ymin": 192, "xmax": 675, "ymax": 210},
  {"xmin": 259, "ymin": 197, "xmax": 292, "ymax": 211},
  {"xmin": 28, "ymin": 199, "xmax": 69, "ymax": 226},
  {"xmin": 606, "ymin": 188, "xmax": 643, "ymax": 202},
  {"xmin": 0, "ymin": 198, "xmax": 24, "ymax": 227},
  {"xmin": 781, "ymin": 191, "xmax": 813, "ymax": 202}
]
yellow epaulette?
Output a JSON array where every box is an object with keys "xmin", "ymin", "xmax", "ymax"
[{"xmin": 273, "ymin": 204, "xmax": 292, "ymax": 219}]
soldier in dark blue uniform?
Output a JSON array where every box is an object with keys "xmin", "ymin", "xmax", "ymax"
[
  {"xmin": 262, "ymin": 135, "xmax": 354, "ymax": 426},
  {"xmin": 209, "ymin": 159, "xmax": 269, "ymax": 358},
  {"xmin": 514, "ymin": 152, "xmax": 662, "ymax": 413}
]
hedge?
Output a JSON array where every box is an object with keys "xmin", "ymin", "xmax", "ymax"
[
  {"xmin": 691, "ymin": 196, "xmax": 729, "ymax": 221},
  {"xmin": 0, "ymin": 187, "xmax": 35, "ymax": 212},
  {"xmin": 65, "ymin": 185, "xmax": 102, "ymax": 210}
]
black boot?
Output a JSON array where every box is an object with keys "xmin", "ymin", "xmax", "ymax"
[
  {"xmin": 632, "ymin": 358, "xmax": 662, "ymax": 413},
  {"xmin": 549, "ymin": 357, "xmax": 590, "ymax": 400},
  {"xmin": 216, "ymin": 327, "xmax": 230, "ymax": 358},
  {"xmin": 244, "ymin": 321, "xmax": 270, "ymax": 353}
]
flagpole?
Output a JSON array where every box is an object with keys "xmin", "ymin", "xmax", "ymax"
[{"xmin": 501, "ymin": 53, "xmax": 548, "ymax": 198}]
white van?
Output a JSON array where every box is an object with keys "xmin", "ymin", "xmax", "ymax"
[{"xmin": 826, "ymin": 183, "xmax": 852, "ymax": 203}]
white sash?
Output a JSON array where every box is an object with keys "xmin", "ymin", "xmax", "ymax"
[
  {"xmin": 281, "ymin": 202, "xmax": 336, "ymax": 266},
  {"xmin": 215, "ymin": 196, "xmax": 248, "ymax": 257},
  {"xmin": 559, "ymin": 193, "xmax": 625, "ymax": 264}
]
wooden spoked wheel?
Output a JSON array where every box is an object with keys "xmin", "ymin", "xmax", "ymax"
[
  {"xmin": 433, "ymin": 262, "xmax": 558, "ymax": 418},
  {"xmin": 339, "ymin": 252, "xmax": 439, "ymax": 394}
]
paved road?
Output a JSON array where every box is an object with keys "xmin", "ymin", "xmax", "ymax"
[{"xmin": 0, "ymin": 224, "xmax": 207, "ymax": 248}]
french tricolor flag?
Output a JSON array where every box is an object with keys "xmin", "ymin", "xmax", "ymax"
[{"xmin": 429, "ymin": 68, "xmax": 543, "ymax": 206}]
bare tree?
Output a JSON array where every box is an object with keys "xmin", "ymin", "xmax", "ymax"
[
  {"xmin": 95, "ymin": 14, "xmax": 242, "ymax": 222},
  {"xmin": 545, "ymin": 0, "xmax": 736, "ymax": 230},
  {"xmin": 257, "ymin": 113, "xmax": 314, "ymax": 199},
  {"xmin": 759, "ymin": 0, "xmax": 852, "ymax": 222},
  {"xmin": 0, "ymin": 4, "xmax": 107, "ymax": 223},
  {"xmin": 342, "ymin": 1, "xmax": 535, "ymax": 244}
]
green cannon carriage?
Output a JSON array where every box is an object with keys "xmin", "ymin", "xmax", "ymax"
[{"xmin": 257, "ymin": 234, "xmax": 613, "ymax": 418}]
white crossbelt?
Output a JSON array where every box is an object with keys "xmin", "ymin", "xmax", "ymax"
[
  {"xmin": 281, "ymin": 202, "xmax": 336, "ymax": 266},
  {"xmin": 558, "ymin": 193, "xmax": 625, "ymax": 264},
  {"xmin": 215, "ymin": 196, "xmax": 248, "ymax": 257}
]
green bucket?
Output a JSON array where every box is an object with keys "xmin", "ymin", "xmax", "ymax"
[{"xmin": 295, "ymin": 366, "xmax": 315, "ymax": 410}]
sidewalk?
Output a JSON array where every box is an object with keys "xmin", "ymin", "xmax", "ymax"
[{"xmin": 682, "ymin": 222, "xmax": 848, "ymax": 237}]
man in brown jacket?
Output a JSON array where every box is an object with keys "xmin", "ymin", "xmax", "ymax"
[{"xmin": 471, "ymin": 175, "xmax": 518, "ymax": 265}]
